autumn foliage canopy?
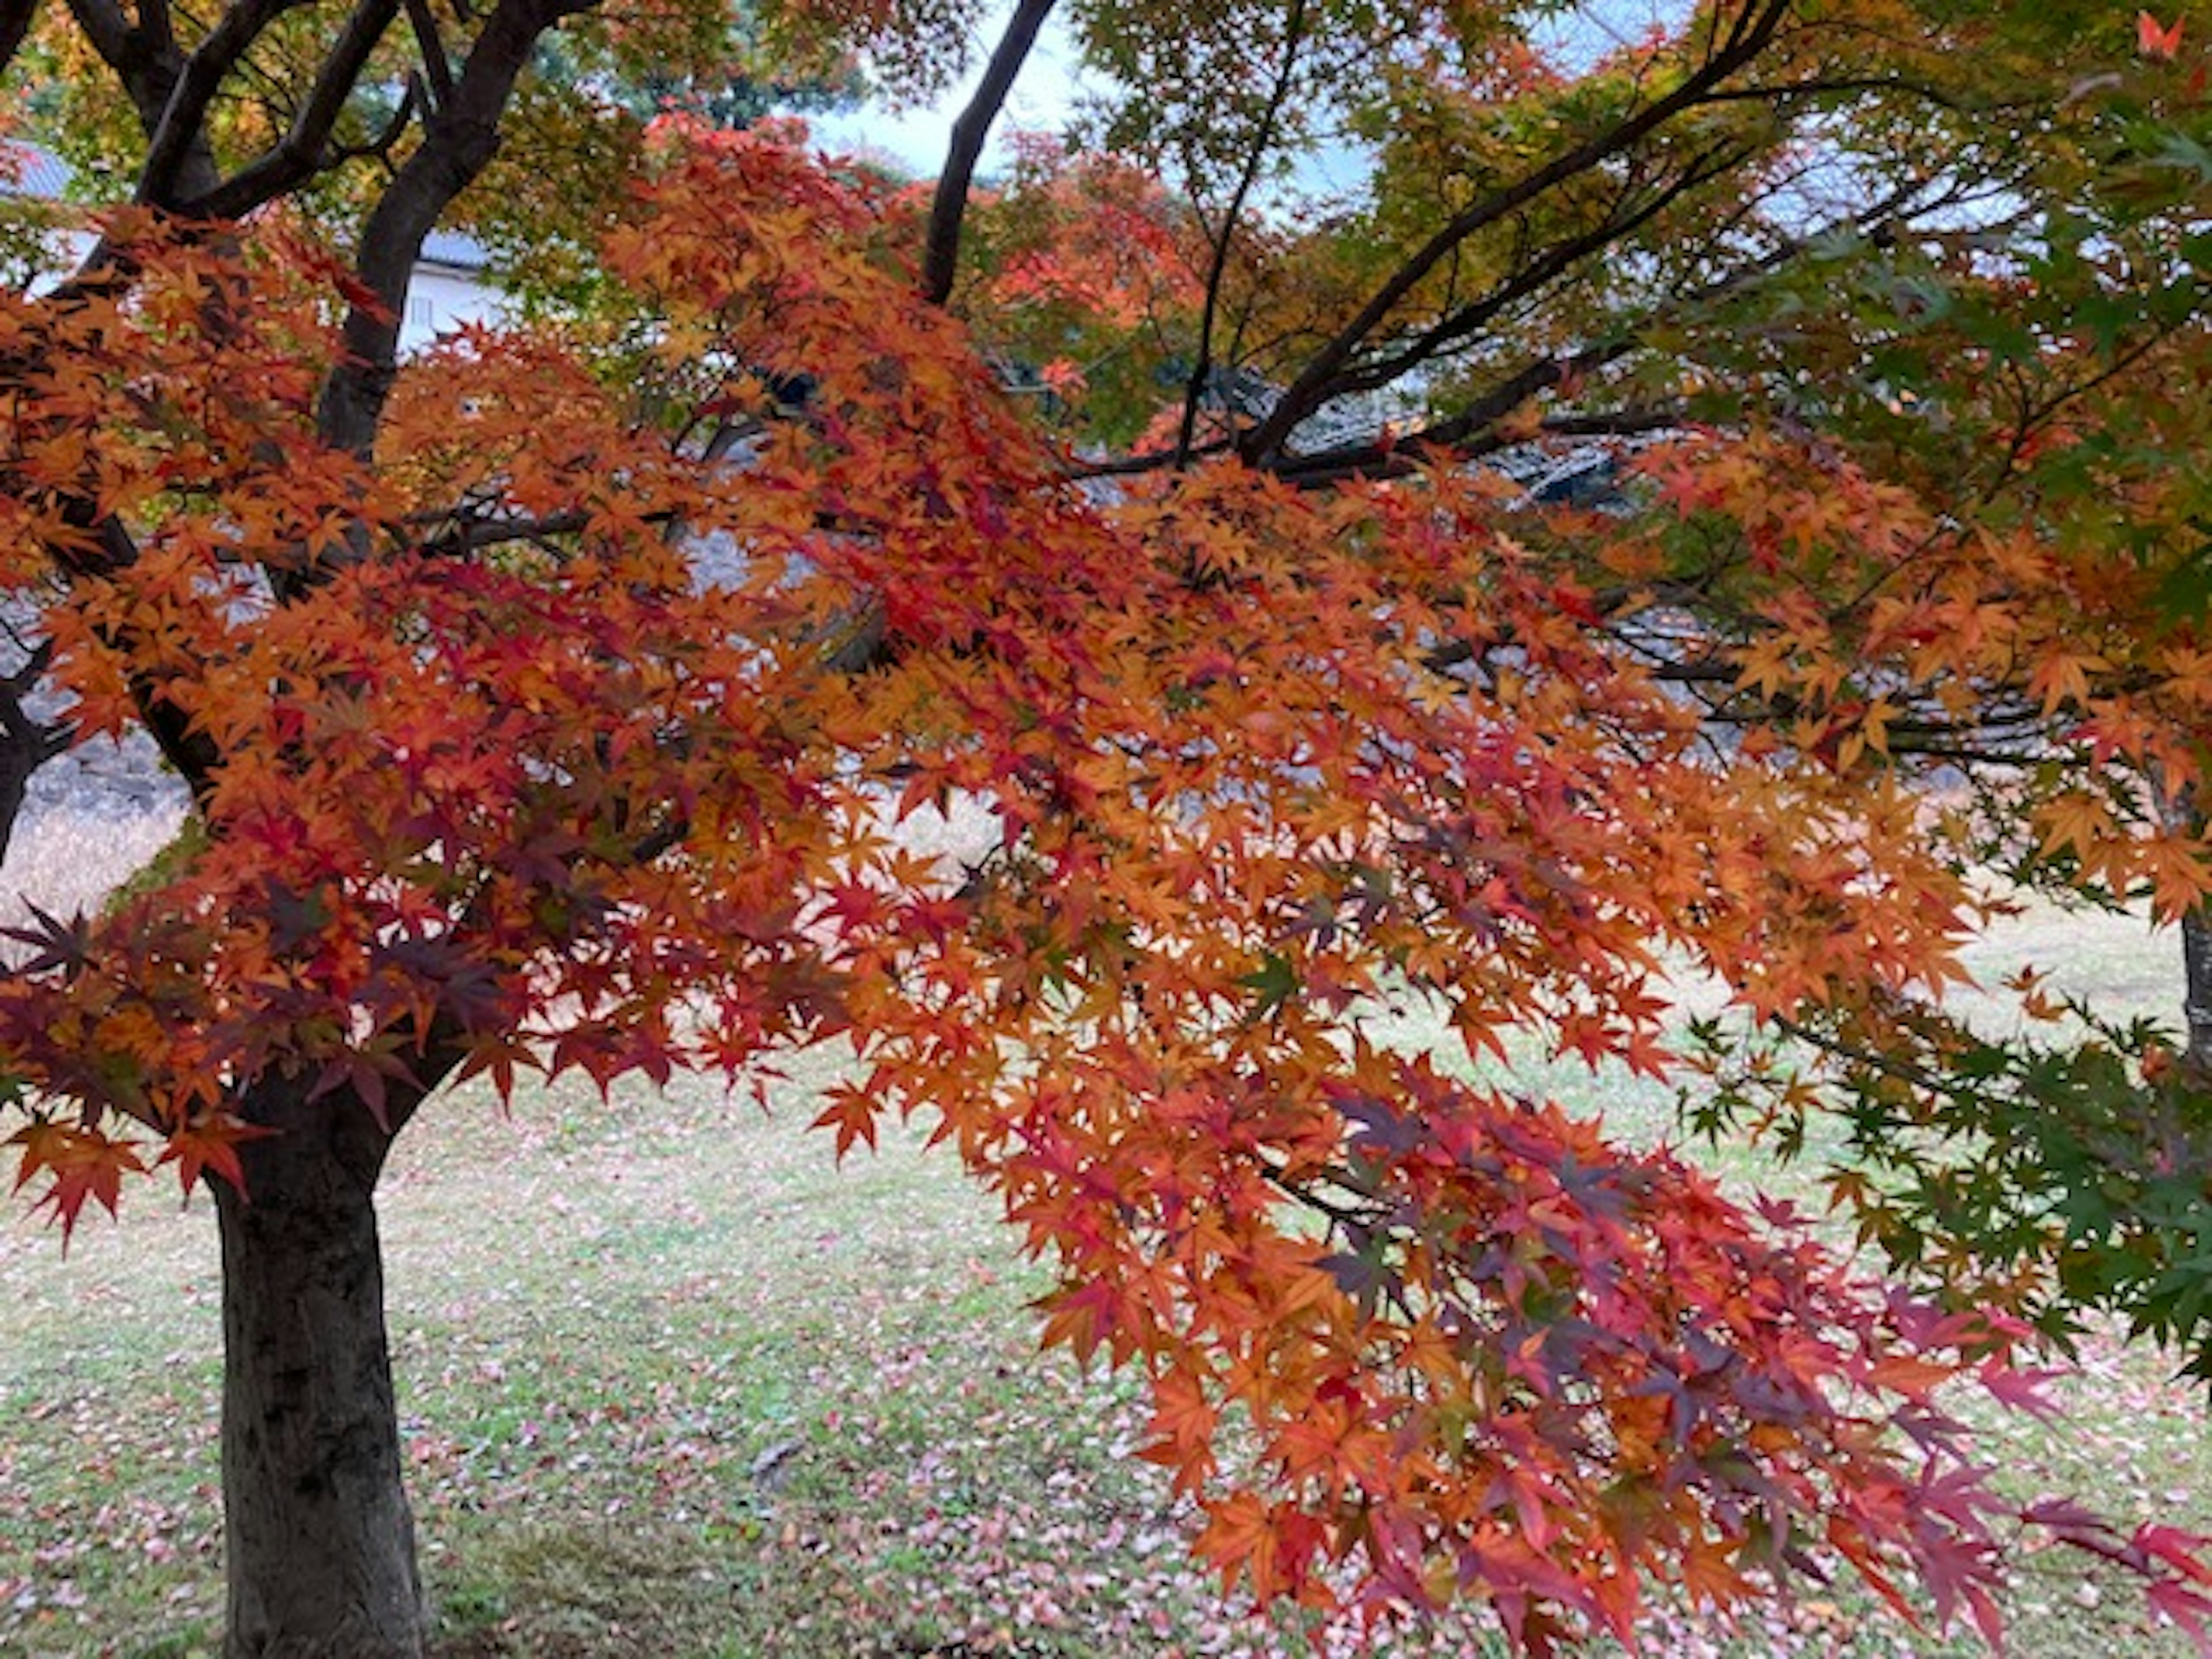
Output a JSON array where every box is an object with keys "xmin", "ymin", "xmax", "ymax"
[{"xmin": 5, "ymin": 0, "xmax": 2212, "ymax": 1653}]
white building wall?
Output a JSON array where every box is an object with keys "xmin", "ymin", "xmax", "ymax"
[{"xmin": 399, "ymin": 260, "xmax": 503, "ymax": 354}]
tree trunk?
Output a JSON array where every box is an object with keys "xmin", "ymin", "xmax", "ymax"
[
  {"xmin": 2183, "ymin": 909, "xmax": 2212, "ymax": 1075},
  {"xmin": 213, "ymin": 1081, "xmax": 426, "ymax": 1659},
  {"xmin": 0, "ymin": 640, "xmax": 70, "ymax": 869},
  {"xmin": 0, "ymin": 730, "xmax": 39, "ymax": 871}
]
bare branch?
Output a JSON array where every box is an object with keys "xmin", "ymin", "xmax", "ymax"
[
  {"xmin": 1059, "ymin": 434, "xmax": 1234, "ymax": 483},
  {"xmin": 1265, "ymin": 146, "xmax": 1982, "ymax": 488},
  {"xmin": 328, "ymin": 74, "xmax": 419, "ymax": 165},
  {"xmin": 0, "ymin": 632, "xmax": 51, "ymax": 699},
  {"xmin": 918, "ymin": 0, "xmax": 1054, "ymax": 306},
  {"xmin": 412, "ymin": 506, "xmax": 595, "ymax": 558}
]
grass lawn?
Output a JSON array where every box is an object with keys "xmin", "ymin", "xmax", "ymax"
[{"xmin": 2, "ymin": 811, "xmax": 2209, "ymax": 1656}]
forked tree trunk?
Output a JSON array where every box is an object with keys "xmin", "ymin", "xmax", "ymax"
[{"xmin": 213, "ymin": 1081, "xmax": 426, "ymax": 1659}]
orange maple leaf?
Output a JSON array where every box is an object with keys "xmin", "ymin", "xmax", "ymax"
[
  {"xmin": 157, "ymin": 1114, "xmax": 276, "ymax": 1198},
  {"xmin": 8, "ymin": 1119, "xmax": 146, "ymax": 1243}
]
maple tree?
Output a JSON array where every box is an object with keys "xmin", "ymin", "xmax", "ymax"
[{"xmin": 5, "ymin": 2, "xmax": 2212, "ymax": 1656}]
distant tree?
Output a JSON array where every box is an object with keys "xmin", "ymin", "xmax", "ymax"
[{"xmin": 4, "ymin": 4, "xmax": 2212, "ymax": 1658}]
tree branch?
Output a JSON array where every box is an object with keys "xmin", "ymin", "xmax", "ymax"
[
  {"xmin": 139, "ymin": 0, "xmax": 319, "ymax": 207},
  {"xmin": 66, "ymin": 0, "xmax": 196, "ymax": 143},
  {"xmin": 403, "ymin": 0, "xmax": 455, "ymax": 109},
  {"xmin": 1262, "ymin": 151, "xmax": 1966, "ymax": 488},
  {"xmin": 182, "ymin": 0, "xmax": 408, "ymax": 218},
  {"xmin": 64, "ymin": 0, "xmax": 146, "ymax": 86},
  {"xmin": 918, "ymin": 0, "xmax": 1054, "ymax": 308},
  {"xmin": 1058, "ymin": 433, "xmax": 1234, "ymax": 483},
  {"xmin": 1239, "ymin": 0, "xmax": 1792, "ymax": 464},
  {"xmin": 312, "ymin": 0, "xmax": 597, "ymax": 468},
  {"xmin": 1266, "ymin": 340, "xmax": 1643, "ymax": 485},
  {"xmin": 1316, "ymin": 142, "xmax": 1753, "ymax": 413},
  {"xmin": 0, "ymin": 0, "xmax": 39, "ymax": 80},
  {"xmin": 50, "ymin": 500, "xmax": 224, "ymax": 802},
  {"xmin": 1173, "ymin": 0, "xmax": 1306, "ymax": 465}
]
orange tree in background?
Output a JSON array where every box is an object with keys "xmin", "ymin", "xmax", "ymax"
[{"xmin": 5, "ymin": 1, "xmax": 2212, "ymax": 1654}]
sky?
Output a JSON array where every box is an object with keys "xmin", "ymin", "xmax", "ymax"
[
  {"xmin": 796, "ymin": 4, "xmax": 1374, "ymax": 202},
  {"xmin": 804, "ymin": 11, "xmax": 1099, "ymax": 179},
  {"xmin": 793, "ymin": 1, "xmax": 1666, "ymax": 190}
]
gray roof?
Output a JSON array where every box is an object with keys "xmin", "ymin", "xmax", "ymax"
[
  {"xmin": 417, "ymin": 227, "xmax": 489, "ymax": 271},
  {"xmin": 3, "ymin": 142, "xmax": 489, "ymax": 274},
  {"xmin": 2, "ymin": 142, "xmax": 75, "ymax": 201}
]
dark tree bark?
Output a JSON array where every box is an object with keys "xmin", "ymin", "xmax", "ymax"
[
  {"xmin": 214, "ymin": 1080, "xmax": 425, "ymax": 1659},
  {"xmin": 0, "ymin": 0, "xmax": 35, "ymax": 82},
  {"xmin": 917, "ymin": 0, "xmax": 1055, "ymax": 308},
  {"xmin": 0, "ymin": 717, "xmax": 60, "ymax": 869},
  {"xmin": 2182, "ymin": 910, "xmax": 2212, "ymax": 1075},
  {"xmin": 2152, "ymin": 783, "xmax": 2212, "ymax": 1077},
  {"xmin": 0, "ymin": 643, "xmax": 70, "ymax": 869}
]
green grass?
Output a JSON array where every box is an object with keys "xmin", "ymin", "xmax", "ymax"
[{"xmin": 2, "ymin": 892, "xmax": 2210, "ymax": 1656}]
